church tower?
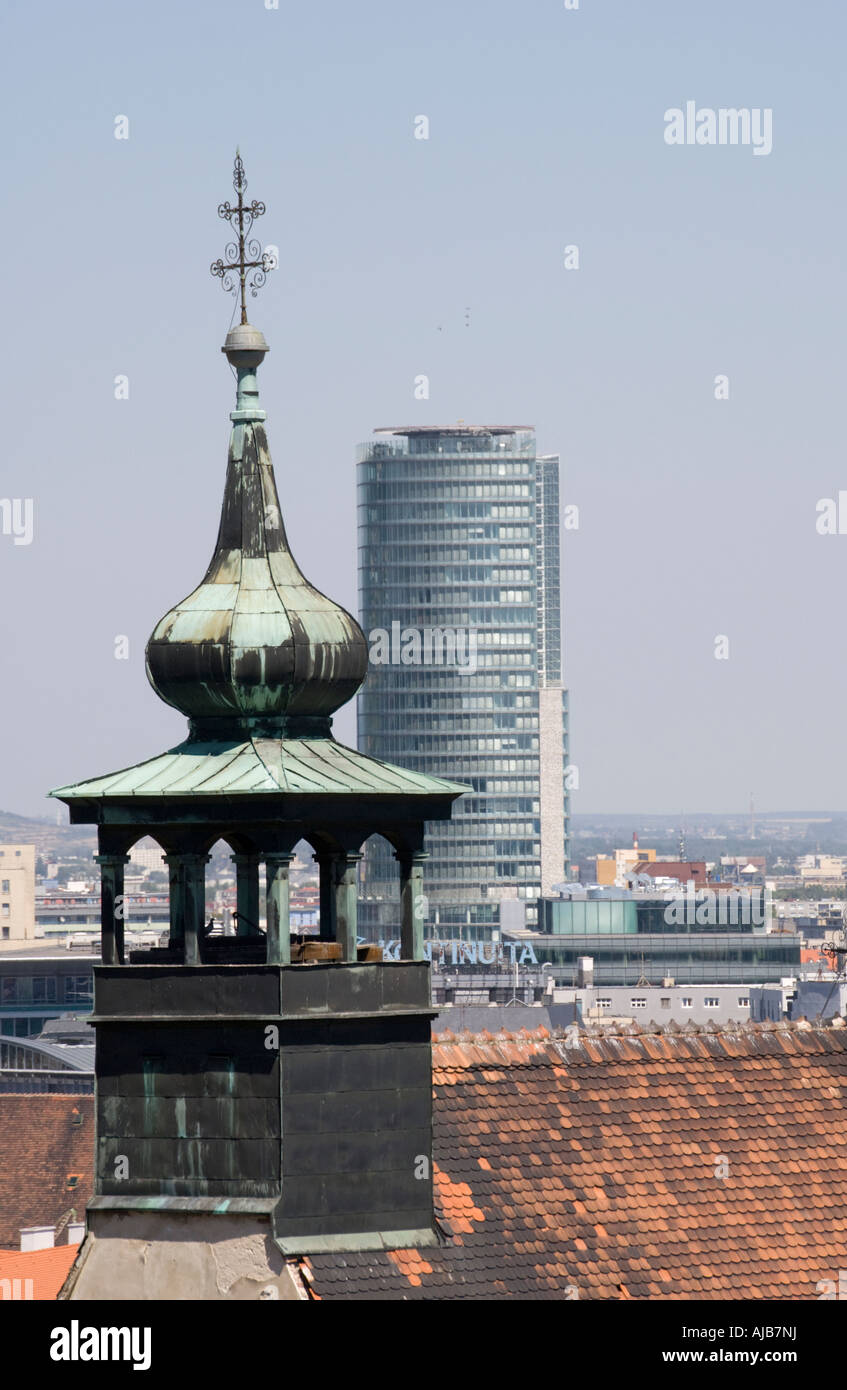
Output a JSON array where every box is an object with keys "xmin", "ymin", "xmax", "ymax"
[{"xmin": 52, "ymin": 155, "xmax": 465, "ymax": 1300}]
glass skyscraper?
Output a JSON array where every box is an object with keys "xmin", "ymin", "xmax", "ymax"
[{"xmin": 356, "ymin": 425, "xmax": 568, "ymax": 939}]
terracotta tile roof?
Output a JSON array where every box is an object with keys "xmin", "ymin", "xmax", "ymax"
[
  {"xmin": 0, "ymin": 1095, "xmax": 93, "ymax": 1249},
  {"xmin": 305, "ymin": 1021, "xmax": 847, "ymax": 1300},
  {"xmin": 635, "ymin": 860, "xmax": 707, "ymax": 883},
  {"xmin": 0, "ymin": 1244, "xmax": 80, "ymax": 1300}
]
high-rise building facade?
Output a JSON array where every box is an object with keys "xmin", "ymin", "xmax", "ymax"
[{"xmin": 357, "ymin": 426, "xmax": 568, "ymax": 938}]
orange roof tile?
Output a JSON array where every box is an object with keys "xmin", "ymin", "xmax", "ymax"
[
  {"xmin": 309, "ymin": 1022, "xmax": 847, "ymax": 1301},
  {"xmin": 0, "ymin": 1244, "xmax": 80, "ymax": 1301}
]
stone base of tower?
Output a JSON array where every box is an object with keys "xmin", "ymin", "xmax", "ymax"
[{"xmin": 59, "ymin": 1206, "xmax": 305, "ymax": 1301}]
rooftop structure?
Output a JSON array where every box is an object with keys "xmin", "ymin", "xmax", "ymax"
[
  {"xmin": 51, "ymin": 153, "xmax": 465, "ymax": 972},
  {"xmin": 49, "ymin": 155, "xmax": 466, "ymax": 1296},
  {"xmin": 0, "ymin": 1033, "xmax": 94, "ymax": 1076}
]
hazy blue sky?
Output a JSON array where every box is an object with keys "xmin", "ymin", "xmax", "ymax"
[{"xmin": 1, "ymin": 0, "xmax": 845, "ymax": 818}]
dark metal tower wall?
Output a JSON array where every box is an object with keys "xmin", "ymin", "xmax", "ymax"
[{"xmin": 91, "ymin": 962, "xmax": 436, "ymax": 1253}]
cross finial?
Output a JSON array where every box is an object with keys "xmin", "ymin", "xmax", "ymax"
[{"xmin": 210, "ymin": 151, "xmax": 276, "ymax": 325}]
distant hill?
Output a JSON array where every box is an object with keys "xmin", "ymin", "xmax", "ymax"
[{"xmin": 0, "ymin": 810, "xmax": 96, "ymax": 858}]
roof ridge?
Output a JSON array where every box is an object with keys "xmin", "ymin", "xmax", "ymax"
[{"xmin": 431, "ymin": 1018, "xmax": 847, "ymax": 1068}]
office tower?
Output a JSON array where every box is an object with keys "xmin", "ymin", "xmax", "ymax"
[{"xmin": 357, "ymin": 425, "xmax": 568, "ymax": 938}]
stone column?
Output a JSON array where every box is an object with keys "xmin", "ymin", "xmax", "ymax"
[
  {"xmin": 333, "ymin": 853, "xmax": 361, "ymax": 962},
  {"xmin": 183, "ymin": 853, "xmax": 210, "ymax": 967},
  {"xmin": 232, "ymin": 853, "xmax": 261, "ymax": 936},
  {"xmin": 265, "ymin": 853, "xmax": 294, "ymax": 965},
  {"xmin": 397, "ymin": 850, "xmax": 428, "ymax": 962},
  {"xmin": 164, "ymin": 852, "xmax": 208, "ymax": 965},
  {"xmin": 95, "ymin": 854, "xmax": 129, "ymax": 965}
]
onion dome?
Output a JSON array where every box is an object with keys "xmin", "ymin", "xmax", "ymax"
[{"xmin": 145, "ymin": 323, "xmax": 368, "ymax": 739}]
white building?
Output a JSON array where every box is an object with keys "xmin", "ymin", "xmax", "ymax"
[
  {"xmin": 129, "ymin": 838, "xmax": 166, "ymax": 872},
  {"xmin": 0, "ymin": 845, "xmax": 36, "ymax": 942}
]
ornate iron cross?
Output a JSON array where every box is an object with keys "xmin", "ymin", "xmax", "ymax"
[{"xmin": 210, "ymin": 150, "xmax": 275, "ymax": 325}]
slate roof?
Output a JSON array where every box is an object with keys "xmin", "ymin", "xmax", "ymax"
[
  {"xmin": 0, "ymin": 1095, "xmax": 94, "ymax": 1248},
  {"xmin": 303, "ymin": 1021, "xmax": 847, "ymax": 1300},
  {"xmin": 50, "ymin": 735, "xmax": 467, "ymax": 800}
]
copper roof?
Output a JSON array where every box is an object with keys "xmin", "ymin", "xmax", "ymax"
[{"xmin": 50, "ymin": 734, "xmax": 467, "ymax": 800}]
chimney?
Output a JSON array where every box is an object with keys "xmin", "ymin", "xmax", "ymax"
[
  {"xmin": 66, "ymin": 1221, "xmax": 86, "ymax": 1245},
  {"xmin": 633, "ymin": 832, "xmax": 639, "ymax": 851},
  {"xmin": 576, "ymin": 956, "xmax": 594, "ymax": 988},
  {"xmin": 20, "ymin": 1225, "xmax": 55, "ymax": 1252}
]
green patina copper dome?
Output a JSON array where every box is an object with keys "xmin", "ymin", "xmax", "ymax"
[
  {"xmin": 50, "ymin": 152, "xmax": 467, "ymax": 827},
  {"xmin": 145, "ymin": 324, "xmax": 368, "ymax": 735}
]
